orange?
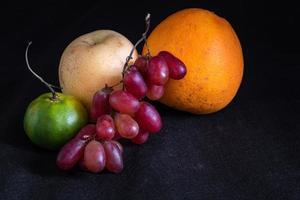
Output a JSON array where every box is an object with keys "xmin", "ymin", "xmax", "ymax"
[
  {"xmin": 24, "ymin": 93, "xmax": 88, "ymax": 150},
  {"xmin": 143, "ymin": 8, "xmax": 243, "ymax": 114}
]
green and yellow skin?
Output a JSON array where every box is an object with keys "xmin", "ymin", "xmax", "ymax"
[{"xmin": 24, "ymin": 92, "xmax": 88, "ymax": 150}]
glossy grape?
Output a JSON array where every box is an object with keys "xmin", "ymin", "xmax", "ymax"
[
  {"xmin": 110, "ymin": 140, "xmax": 123, "ymax": 154},
  {"xmin": 56, "ymin": 138, "xmax": 86, "ymax": 170},
  {"xmin": 114, "ymin": 113, "xmax": 139, "ymax": 139},
  {"xmin": 90, "ymin": 88, "xmax": 112, "ymax": 121},
  {"xmin": 56, "ymin": 124, "xmax": 96, "ymax": 170},
  {"xmin": 96, "ymin": 114, "xmax": 115, "ymax": 140},
  {"xmin": 76, "ymin": 124, "xmax": 96, "ymax": 140},
  {"xmin": 147, "ymin": 56, "xmax": 169, "ymax": 85},
  {"xmin": 131, "ymin": 130, "xmax": 149, "ymax": 144},
  {"xmin": 135, "ymin": 102, "xmax": 162, "ymax": 133},
  {"xmin": 109, "ymin": 91, "xmax": 140, "ymax": 115},
  {"xmin": 134, "ymin": 56, "xmax": 148, "ymax": 75},
  {"xmin": 146, "ymin": 84, "xmax": 164, "ymax": 100},
  {"xmin": 83, "ymin": 140, "xmax": 106, "ymax": 173},
  {"xmin": 103, "ymin": 141, "xmax": 123, "ymax": 173},
  {"xmin": 158, "ymin": 51, "xmax": 187, "ymax": 80},
  {"xmin": 124, "ymin": 66, "xmax": 147, "ymax": 99}
]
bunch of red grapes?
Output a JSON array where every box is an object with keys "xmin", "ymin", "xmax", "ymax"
[{"xmin": 56, "ymin": 51, "xmax": 187, "ymax": 173}]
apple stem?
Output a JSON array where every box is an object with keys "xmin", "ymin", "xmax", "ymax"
[
  {"xmin": 122, "ymin": 13, "xmax": 151, "ymax": 78},
  {"xmin": 25, "ymin": 41, "xmax": 60, "ymax": 100}
]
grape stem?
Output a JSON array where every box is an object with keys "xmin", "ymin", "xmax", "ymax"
[
  {"xmin": 122, "ymin": 13, "xmax": 151, "ymax": 78},
  {"xmin": 82, "ymin": 133, "xmax": 96, "ymax": 142},
  {"xmin": 106, "ymin": 80, "xmax": 123, "ymax": 90},
  {"xmin": 25, "ymin": 41, "xmax": 62, "ymax": 100}
]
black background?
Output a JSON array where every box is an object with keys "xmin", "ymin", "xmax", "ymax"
[{"xmin": 1, "ymin": 1, "xmax": 300, "ymax": 199}]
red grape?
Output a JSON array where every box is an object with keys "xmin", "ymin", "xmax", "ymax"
[
  {"xmin": 76, "ymin": 124, "xmax": 96, "ymax": 140},
  {"xmin": 147, "ymin": 56, "xmax": 169, "ymax": 85},
  {"xmin": 96, "ymin": 115, "xmax": 115, "ymax": 140},
  {"xmin": 110, "ymin": 140, "xmax": 123, "ymax": 154},
  {"xmin": 83, "ymin": 140, "xmax": 106, "ymax": 173},
  {"xmin": 56, "ymin": 124, "xmax": 96, "ymax": 170},
  {"xmin": 90, "ymin": 88, "xmax": 112, "ymax": 121},
  {"xmin": 146, "ymin": 84, "xmax": 164, "ymax": 100},
  {"xmin": 114, "ymin": 113, "xmax": 139, "ymax": 139},
  {"xmin": 103, "ymin": 141, "xmax": 123, "ymax": 173},
  {"xmin": 109, "ymin": 91, "xmax": 140, "ymax": 115},
  {"xmin": 57, "ymin": 138, "xmax": 86, "ymax": 170},
  {"xmin": 158, "ymin": 51, "xmax": 187, "ymax": 80},
  {"xmin": 134, "ymin": 56, "xmax": 148, "ymax": 75},
  {"xmin": 135, "ymin": 102, "xmax": 162, "ymax": 133},
  {"xmin": 123, "ymin": 66, "xmax": 147, "ymax": 99},
  {"xmin": 131, "ymin": 130, "xmax": 149, "ymax": 144}
]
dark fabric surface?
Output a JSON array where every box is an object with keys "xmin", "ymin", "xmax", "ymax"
[{"xmin": 1, "ymin": 1, "xmax": 300, "ymax": 199}]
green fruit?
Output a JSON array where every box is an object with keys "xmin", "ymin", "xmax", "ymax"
[{"xmin": 24, "ymin": 92, "xmax": 88, "ymax": 150}]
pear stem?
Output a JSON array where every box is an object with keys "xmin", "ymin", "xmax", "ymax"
[{"xmin": 25, "ymin": 41, "xmax": 60, "ymax": 100}]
